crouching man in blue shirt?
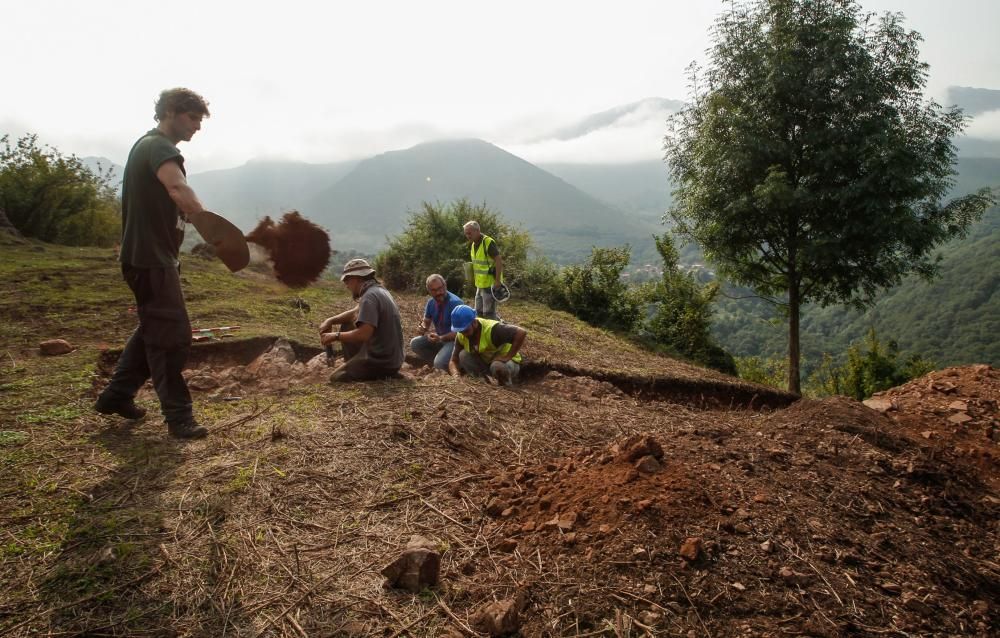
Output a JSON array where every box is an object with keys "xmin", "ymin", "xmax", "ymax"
[{"xmin": 409, "ymin": 274, "xmax": 465, "ymax": 370}]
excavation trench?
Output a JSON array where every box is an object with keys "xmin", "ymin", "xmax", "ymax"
[{"xmin": 96, "ymin": 337, "xmax": 795, "ymax": 410}]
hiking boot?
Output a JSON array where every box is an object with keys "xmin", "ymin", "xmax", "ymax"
[
  {"xmin": 94, "ymin": 395, "xmax": 147, "ymax": 420},
  {"xmin": 167, "ymin": 418, "xmax": 209, "ymax": 439}
]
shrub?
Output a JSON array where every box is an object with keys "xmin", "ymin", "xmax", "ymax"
[
  {"xmin": 806, "ymin": 329, "xmax": 936, "ymax": 399},
  {"xmin": 550, "ymin": 245, "xmax": 644, "ymax": 332},
  {"xmin": 735, "ymin": 356, "xmax": 788, "ymax": 390},
  {"xmin": 375, "ymin": 199, "xmax": 530, "ymax": 296},
  {"xmin": 644, "ymin": 233, "xmax": 733, "ymax": 372},
  {"xmin": 0, "ymin": 134, "xmax": 120, "ymax": 246}
]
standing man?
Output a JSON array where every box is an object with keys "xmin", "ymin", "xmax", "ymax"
[
  {"xmin": 447, "ymin": 305, "xmax": 527, "ymax": 386},
  {"xmin": 320, "ymin": 259, "xmax": 405, "ymax": 382},
  {"xmin": 409, "ymin": 274, "xmax": 464, "ymax": 370},
  {"xmin": 463, "ymin": 220, "xmax": 503, "ymax": 320},
  {"xmin": 94, "ymin": 88, "xmax": 212, "ymax": 439}
]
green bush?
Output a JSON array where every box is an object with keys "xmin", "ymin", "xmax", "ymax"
[
  {"xmin": 0, "ymin": 134, "xmax": 120, "ymax": 246},
  {"xmin": 735, "ymin": 356, "xmax": 788, "ymax": 390},
  {"xmin": 550, "ymin": 245, "xmax": 644, "ymax": 332},
  {"xmin": 644, "ymin": 234, "xmax": 733, "ymax": 373},
  {"xmin": 806, "ymin": 329, "xmax": 936, "ymax": 399},
  {"xmin": 374, "ymin": 199, "xmax": 531, "ymax": 296}
]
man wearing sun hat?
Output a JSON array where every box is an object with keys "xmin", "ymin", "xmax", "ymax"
[{"xmin": 319, "ymin": 258, "xmax": 404, "ymax": 382}]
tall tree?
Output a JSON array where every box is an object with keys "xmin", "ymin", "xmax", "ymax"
[{"xmin": 664, "ymin": 0, "xmax": 995, "ymax": 393}]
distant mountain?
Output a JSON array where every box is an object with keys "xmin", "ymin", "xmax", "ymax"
[
  {"xmin": 540, "ymin": 97, "xmax": 683, "ymax": 142},
  {"xmin": 81, "ymin": 156, "xmax": 124, "ymax": 189},
  {"xmin": 539, "ymin": 160, "xmax": 672, "ymax": 221},
  {"xmin": 946, "ymin": 86, "xmax": 1000, "ymax": 117},
  {"xmin": 188, "ymin": 159, "xmax": 357, "ymax": 230},
  {"xmin": 301, "ymin": 139, "xmax": 661, "ymax": 261}
]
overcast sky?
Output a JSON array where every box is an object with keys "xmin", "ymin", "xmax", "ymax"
[{"xmin": 4, "ymin": 0, "xmax": 999, "ymax": 171}]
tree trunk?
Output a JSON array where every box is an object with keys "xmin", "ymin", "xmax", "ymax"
[{"xmin": 788, "ymin": 280, "xmax": 801, "ymax": 395}]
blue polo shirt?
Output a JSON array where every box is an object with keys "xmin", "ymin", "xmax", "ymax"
[{"xmin": 424, "ymin": 291, "xmax": 464, "ymax": 335}]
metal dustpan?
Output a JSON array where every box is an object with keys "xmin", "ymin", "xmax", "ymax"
[{"xmin": 190, "ymin": 210, "xmax": 250, "ymax": 272}]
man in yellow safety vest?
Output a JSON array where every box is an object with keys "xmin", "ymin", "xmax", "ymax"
[
  {"xmin": 447, "ymin": 305, "xmax": 526, "ymax": 386},
  {"xmin": 463, "ymin": 220, "xmax": 503, "ymax": 319}
]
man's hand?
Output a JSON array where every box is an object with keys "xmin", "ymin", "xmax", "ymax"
[
  {"xmin": 448, "ymin": 359, "xmax": 461, "ymax": 377},
  {"xmin": 319, "ymin": 318, "xmax": 335, "ymax": 334},
  {"xmin": 320, "ymin": 331, "xmax": 339, "ymax": 346},
  {"xmin": 427, "ymin": 332, "xmax": 440, "ymax": 344}
]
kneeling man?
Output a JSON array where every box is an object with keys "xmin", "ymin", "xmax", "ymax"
[
  {"xmin": 409, "ymin": 274, "xmax": 464, "ymax": 370},
  {"xmin": 447, "ymin": 305, "xmax": 526, "ymax": 386},
  {"xmin": 320, "ymin": 259, "xmax": 404, "ymax": 382}
]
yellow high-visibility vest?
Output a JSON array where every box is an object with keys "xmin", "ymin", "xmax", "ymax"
[
  {"xmin": 470, "ymin": 235, "xmax": 500, "ymax": 289},
  {"xmin": 456, "ymin": 318, "xmax": 522, "ymax": 363}
]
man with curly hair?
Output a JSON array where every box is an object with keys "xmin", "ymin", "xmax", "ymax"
[{"xmin": 95, "ymin": 88, "xmax": 213, "ymax": 439}]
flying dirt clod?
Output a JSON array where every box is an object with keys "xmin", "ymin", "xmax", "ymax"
[{"xmin": 246, "ymin": 211, "xmax": 331, "ymax": 288}]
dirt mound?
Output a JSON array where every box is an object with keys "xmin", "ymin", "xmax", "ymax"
[
  {"xmin": 530, "ymin": 370, "xmax": 626, "ymax": 403},
  {"xmin": 867, "ymin": 365, "xmax": 999, "ymax": 486},
  {"xmin": 246, "ymin": 211, "xmax": 331, "ymax": 288},
  {"xmin": 182, "ymin": 338, "xmax": 330, "ymax": 396},
  {"xmin": 482, "ymin": 435, "xmax": 695, "ymax": 555}
]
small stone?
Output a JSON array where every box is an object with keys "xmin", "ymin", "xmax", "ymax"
[
  {"xmin": 679, "ymin": 537, "xmax": 702, "ymax": 561},
  {"xmin": 557, "ymin": 511, "xmax": 578, "ymax": 532},
  {"xmin": 39, "ymin": 339, "xmax": 73, "ymax": 356},
  {"xmin": 752, "ymin": 493, "xmax": 769, "ymax": 504},
  {"xmin": 500, "ymin": 507, "xmax": 515, "ymax": 518},
  {"xmin": 733, "ymin": 523, "xmax": 752, "ymax": 535},
  {"xmin": 636, "ymin": 498, "xmax": 654, "ymax": 512},
  {"xmin": 639, "ymin": 611, "xmax": 661, "ymax": 626},
  {"xmin": 470, "ymin": 597, "xmax": 523, "ymax": 636},
  {"xmin": 633, "ymin": 546, "xmax": 650, "ymax": 561},
  {"xmin": 634, "ymin": 455, "xmax": 662, "ymax": 473},
  {"xmin": 380, "ymin": 535, "xmax": 441, "ymax": 593},
  {"xmin": 614, "ymin": 434, "xmax": 664, "ymax": 462},
  {"xmin": 880, "ymin": 582, "xmax": 902, "ymax": 595},
  {"xmin": 643, "ymin": 584, "xmax": 658, "ymax": 594},
  {"xmin": 863, "ymin": 398, "xmax": 893, "ymax": 412},
  {"xmin": 520, "ymin": 521, "xmax": 536, "ymax": 533},
  {"xmin": 921, "ymin": 430, "xmax": 934, "ymax": 439},
  {"xmin": 598, "ymin": 524, "xmax": 612, "ymax": 535},
  {"xmin": 760, "ymin": 540, "xmax": 774, "ymax": 553},
  {"xmin": 731, "ymin": 582, "xmax": 746, "ymax": 591},
  {"xmin": 948, "ymin": 413, "xmax": 973, "ymax": 424},
  {"xmin": 496, "ymin": 538, "xmax": 518, "ymax": 553},
  {"xmin": 948, "ymin": 400, "xmax": 968, "ymax": 411},
  {"xmin": 486, "ymin": 498, "xmax": 507, "ymax": 517},
  {"xmin": 561, "ymin": 532, "xmax": 576, "ymax": 546}
]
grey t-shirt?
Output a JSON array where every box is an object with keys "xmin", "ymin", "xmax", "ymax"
[
  {"xmin": 356, "ymin": 284, "xmax": 405, "ymax": 369},
  {"xmin": 119, "ymin": 129, "xmax": 185, "ymax": 268}
]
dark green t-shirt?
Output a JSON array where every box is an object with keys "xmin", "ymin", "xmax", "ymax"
[{"xmin": 119, "ymin": 129, "xmax": 185, "ymax": 267}]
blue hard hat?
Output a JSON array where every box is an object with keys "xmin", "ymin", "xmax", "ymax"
[{"xmin": 451, "ymin": 305, "xmax": 476, "ymax": 332}]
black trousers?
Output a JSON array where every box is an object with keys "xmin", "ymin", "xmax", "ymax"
[{"xmin": 100, "ymin": 264, "xmax": 192, "ymax": 425}]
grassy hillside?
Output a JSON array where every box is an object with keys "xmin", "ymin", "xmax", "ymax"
[{"xmin": 4, "ymin": 237, "xmax": 999, "ymax": 636}]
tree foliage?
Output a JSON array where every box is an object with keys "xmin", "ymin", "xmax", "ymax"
[
  {"xmin": 807, "ymin": 329, "xmax": 935, "ymax": 399},
  {"xmin": 549, "ymin": 245, "xmax": 644, "ymax": 332},
  {"xmin": 664, "ymin": 0, "xmax": 996, "ymax": 393},
  {"xmin": 374, "ymin": 198, "xmax": 531, "ymax": 295},
  {"xmin": 0, "ymin": 134, "xmax": 120, "ymax": 246},
  {"xmin": 644, "ymin": 234, "xmax": 735, "ymax": 373}
]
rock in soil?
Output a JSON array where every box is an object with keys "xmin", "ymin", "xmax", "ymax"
[
  {"xmin": 380, "ymin": 535, "xmax": 441, "ymax": 593},
  {"xmin": 39, "ymin": 339, "xmax": 73, "ymax": 355}
]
